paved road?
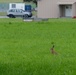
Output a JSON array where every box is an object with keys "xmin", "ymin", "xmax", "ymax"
[
  {"xmin": 0, "ymin": 16, "xmax": 9, "ymax": 18},
  {"xmin": 0, "ymin": 16, "xmax": 36, "ymax": 19}
]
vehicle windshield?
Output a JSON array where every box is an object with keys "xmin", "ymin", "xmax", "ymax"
[{"xmin": 20, "ymin": 9, "xmax": 25, "ymax": 12}]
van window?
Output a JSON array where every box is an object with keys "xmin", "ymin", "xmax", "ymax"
[{"xmin": 12, "ymin": 4, "xmax": 16, "ymax": 8}]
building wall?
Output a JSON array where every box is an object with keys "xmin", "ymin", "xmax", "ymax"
[
  {"xmin": 37, "ymin": 0, "xmax": 76, "ymax": 18},
  {"xmin": 38, "ymin": 0, "xmax": 59, "ymax": 18},
  {"xmin": 59, "ymin": 0, "xmax": 76, "ymax": 2},
  {"xmin": 72, "ymin": 2, "xmax": 76, "ymax": 17},
  {"xmin": 0, "ymin": 3, "xmax": 9, "ymax": 12}
]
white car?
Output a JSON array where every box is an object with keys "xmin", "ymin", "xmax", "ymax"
[{"xmin": 7, "ymin": 9, "xmax": 32, "ymax": 18}]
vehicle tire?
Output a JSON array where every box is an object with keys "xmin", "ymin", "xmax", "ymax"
[
  {"xmin": 23, "ymin": 14, "xmax": 28, "ymax": 19},
  {"xmin": 9, "ymin": 14, "xmax": 15, "ymax": 18}
]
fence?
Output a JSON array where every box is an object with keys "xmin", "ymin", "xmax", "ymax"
[{"xmin": 0, "ymin": 3, "xmax": 9, "ymax": 12}]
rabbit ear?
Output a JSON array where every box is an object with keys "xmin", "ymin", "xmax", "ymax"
[
  {"xmin": 53, "ymin": 45, "xmax": 54, "ymax": 48},
  {"xmin": 51, "ymin": 42, "xmax": 55, "ymax": 47},
  {"xmin": 51, "ymin": 42, "xmax": 54, "ymax": 44}
]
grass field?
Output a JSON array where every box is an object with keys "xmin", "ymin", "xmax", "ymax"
[
  {"xmin": 0, "ymin": 18, "xmax": 76, "ymax": 75},
  {"xmin": 0, "ymin": 0, "xmax": 22, "ymax": 2}
]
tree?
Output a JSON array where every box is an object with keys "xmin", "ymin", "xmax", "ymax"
[
  {"xmin": 33, "ymin": 0, "xmax": 37, "ymax": 7},
  {"xmin": 23, "ymin": 0, "xmax": 37, "ymax": 7},
  {"xmin": 23, "ymin": 0, "xmax": 30, "ymax": 2}
]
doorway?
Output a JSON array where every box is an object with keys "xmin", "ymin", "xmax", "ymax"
[{"xmin": 65, "ymin": 5, "xmax": 72, "ymax": 17}]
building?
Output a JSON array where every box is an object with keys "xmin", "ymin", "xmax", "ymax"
[
  {"xmin": 37, "ymin": 0, "xmax": 76, "ymax": 18},
  {"xmin": 0, "ymin": 3, "xmax": 9, "ymax": 12},
  {"xmin": 9, "ymin": 3, "xmax": 25, "ymax": 10}
]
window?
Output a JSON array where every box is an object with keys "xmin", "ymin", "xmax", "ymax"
[
  {"xmin": 16, "ymin": 9, "xmax": 21, "ymax": 13},
  {"xmin": 66, "ymin": 6, "xmax": 69, "ymax": 9},
  {"xmin": 66, "ymin": 5, "xmax": 72, "ymax": 9},
  {"xmin": 12, "ymin": 4, "xmax": 16, "ymax": 8},
  {"xmin": 9, "ymin": 9, "xmax": 15, "ymax": 12}
]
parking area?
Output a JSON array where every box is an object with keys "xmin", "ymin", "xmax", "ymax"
[{"xmin": 0, "ymin": 16, "xmax": 9, "ymax": 18}]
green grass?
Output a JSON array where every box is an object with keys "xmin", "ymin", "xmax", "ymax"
[
  {"xmin": 0, "ymin": 12, "xmax": 7, "ymax": 16},
  {"xmin": 0, "ymin": 0, "xmax": 22, "ymax": 2},
  {"xmin": 0, "ymin": 18, "xmax": 76, "ymax": 75}
]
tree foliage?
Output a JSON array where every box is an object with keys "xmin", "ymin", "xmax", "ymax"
[{"xmin": 23, "ymin": 0, "xmax": 37, "ymax": 7}]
